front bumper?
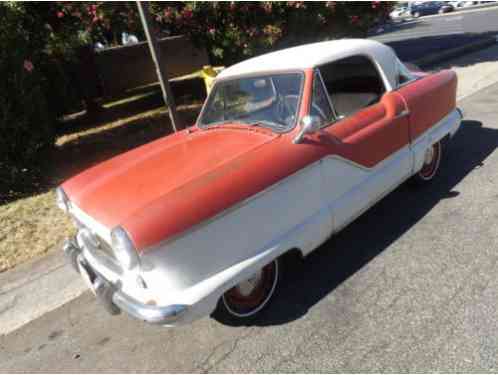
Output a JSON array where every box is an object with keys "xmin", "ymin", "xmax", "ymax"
[{"xmin": 63, "ymin": 239, "xmax": 187, "ymax": 325}]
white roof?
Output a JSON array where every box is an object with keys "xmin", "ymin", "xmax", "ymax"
[{"xmin": 217, "ymin": 39, "xmax": 398, "ymax": 91}]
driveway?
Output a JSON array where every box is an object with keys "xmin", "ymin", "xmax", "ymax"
[{"xmin": 1, "ymin": 82, "xmax": 498, "ymax": 372}]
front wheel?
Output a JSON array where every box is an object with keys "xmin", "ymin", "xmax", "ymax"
[
  {"xmin": 412, "ymin": 141, "xmax": 442, "ymax": 184},
  {"xmin": 212, "ymin": 258, "xmax": 281, "ymax": 325}
]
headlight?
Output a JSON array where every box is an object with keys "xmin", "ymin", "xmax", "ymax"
[
  {"xmin": 55, "ymin": 187, "xmax": 69, "ymax": 212},
  {"xmin": 111, "ymin": 227, "xmax": 139, "ymax": 270}
]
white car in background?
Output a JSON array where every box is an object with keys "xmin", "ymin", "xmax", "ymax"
[{"xmin": 390, "ymin": 6, "xmax": 409, "ymax": 20}]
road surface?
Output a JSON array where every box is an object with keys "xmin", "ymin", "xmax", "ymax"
[
  {"xmin": 1, "ymin": 81, "xmax": 498, "ymax": 372},
  {"xmin": 371, "ymin": 7, "xmax": 498, "ymax": 62}
]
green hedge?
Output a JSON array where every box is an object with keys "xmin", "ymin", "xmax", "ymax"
[{"xmin": 0, "ymin": 4, "xmax": 57, "ymax": 197}]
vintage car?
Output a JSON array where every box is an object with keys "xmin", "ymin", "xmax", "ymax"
[{"xmin": 58, "ymin": 39, "xmax": 463, "ymax": 326}]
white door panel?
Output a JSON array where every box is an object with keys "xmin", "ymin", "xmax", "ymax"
[{"xmin": 321, "ymin": 146, "xmax": 412, "ymax": 233}]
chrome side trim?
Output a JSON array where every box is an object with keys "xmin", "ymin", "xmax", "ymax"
[{"xmin": 394, "ymin": 109, "xmax": 410, "ymax": 120}]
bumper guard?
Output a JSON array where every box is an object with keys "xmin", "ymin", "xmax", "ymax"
[{"xmin": 63, "ymin": 239, "xmax": 187, "ymax": 325}]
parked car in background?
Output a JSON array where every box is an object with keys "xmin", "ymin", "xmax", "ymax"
[
  {"xmin": 450, "ymin": 0, "xmax": 480, "ymax": 7},
  {"xmin": 409, "ymin": 1, "xmax": 445, "ymax": 17},
  {"xmin": 58, "ymin": 39, "xmax": 463, "ymax": 327},
  {"xmin": 390, "ymin": 6, "xmax": 409, "ymax": 20},
  {"xmin": 439, "ymin": 2, "xmax": 456, "ymax": 13}
]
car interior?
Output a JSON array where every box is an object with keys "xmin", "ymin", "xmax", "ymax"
[{"xmin": 318, "ymin": 55, "xmax": 386, "ymax": 118}]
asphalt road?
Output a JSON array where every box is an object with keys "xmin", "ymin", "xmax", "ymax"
[
  {"xmin": 1, "ymin": 80, "xmax": 498, "ymax": 372},
  {"xmin": 371, "ymin": 7, "xmax": 498, "ymax": 62}
]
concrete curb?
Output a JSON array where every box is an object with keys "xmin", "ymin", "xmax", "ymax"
[
  {"xmin": 0, "ymin": 250, "xmax": 86, "ymax": 336},
  {"xmin": 413, "ymin": 36, "xmax": 498, "ymax": 68}
]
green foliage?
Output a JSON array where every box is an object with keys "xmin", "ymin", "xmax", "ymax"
[
  {"xmin": 0, "ymin": 3, "xmax": 56, "ymax": 194},
  {"xmin": 149, "ymin": 2, "xmax": 394, "ymax": 65}
]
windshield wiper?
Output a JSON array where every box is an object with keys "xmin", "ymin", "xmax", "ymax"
[
  {"xmin": 242, "ymin": 120, "xmax": 286, "ymax": 130},
  {"xmin": 202, "ymin": 119, "xmax": 286, "ymax": 131}
]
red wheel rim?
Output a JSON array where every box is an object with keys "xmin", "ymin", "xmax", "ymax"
[
  {"xmin": 419, "ymin": 142, "xmax": 441, "ymax": 180},
  {"xmin": 223, "ymin": 261, "xmax": 278, "ymax": 317}
]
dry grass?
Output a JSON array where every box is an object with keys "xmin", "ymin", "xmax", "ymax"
[
  {"xmin": 0, "ymin": 191, "xmax": 75, "ymax": 272},
  {"xmin": 0, "ymin": 87, "xmax": 203, "ymax": 273}
]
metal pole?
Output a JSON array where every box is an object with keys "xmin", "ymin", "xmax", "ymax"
[{"xmin": 136, "ymin": 1, "xmax": 181, "ymax": 132}]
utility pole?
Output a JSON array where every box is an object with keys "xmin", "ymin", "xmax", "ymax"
[{"xmin": 136, "ymin": 1, "xmax": 181, "ymax": 132}]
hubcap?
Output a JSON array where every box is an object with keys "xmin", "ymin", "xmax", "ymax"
[
  {"xmin": 235, "ymin": 270, "xmax": 263, "ymax": 296},
  {"xmin": 419, "ymin": 142, "xmax": 440, "ymax": 180},
  {"xmin": 424, "ymin": 147, "xmax": 434, "ymax": 165},
  {"xmin": 223, "ymin": 261, "xmax": 278, "ymax": 317}
]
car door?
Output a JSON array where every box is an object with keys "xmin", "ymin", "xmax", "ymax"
[{"xmin": 311, "ymin": 55, "xmax": 412, "ymax": 233}]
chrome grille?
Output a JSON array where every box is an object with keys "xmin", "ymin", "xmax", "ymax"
[
  {"xmin": 95, "ymin": 235, "xmax": 115, "ymax": 259},
  {"xmin": 77, "ymin": 228, "xmax": 124, "ymax": 275}
]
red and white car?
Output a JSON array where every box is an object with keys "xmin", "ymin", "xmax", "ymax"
[{"xmin": 57, "ymin": 39, "xmax": 462, "ymax": 326}]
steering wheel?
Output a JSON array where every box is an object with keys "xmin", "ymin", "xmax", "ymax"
[
  {"xmin": 310, "ymin": 102, "xmax": 328, "ymax": 122},
  {"xmin": 275, "ymin": 94, "xmax": 295, "ymax": 125}
]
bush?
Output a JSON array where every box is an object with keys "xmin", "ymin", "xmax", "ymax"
[
  {"xmin": 150, "ymin": 2, "xmax": 394, "ymax": 65},
  {"xmin": 0, "ymin": 3, "xmax": 56, "ymax": 198}
]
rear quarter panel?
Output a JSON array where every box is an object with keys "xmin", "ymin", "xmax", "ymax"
[{"xmin": 397, "ymin": 69, "xmax": 457, "ymax": 142}]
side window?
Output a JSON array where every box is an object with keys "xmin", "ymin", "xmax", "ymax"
[
  {"xmin": 310, "ymin": 71, "xmax": 334, "ymax": 124},
  {"xmin": 319, "ymin": 55, "xmax": 386, "ymax": 118}
]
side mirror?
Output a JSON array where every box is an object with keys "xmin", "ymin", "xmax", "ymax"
[{"xmin": 293, "ymin": 115, "xmax": 322, "ymax": 144}]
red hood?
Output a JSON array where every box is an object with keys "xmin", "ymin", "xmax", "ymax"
[{"xmin": 63, "ymin": 126, "xmax": 278, "ymax": 235}]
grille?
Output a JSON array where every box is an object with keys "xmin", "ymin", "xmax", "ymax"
[
  {"xmin": 78, "ymin": 227, "xmax": 115, "ymax": 261},
  {"xmin": 95, "ymin": 235, "xmax": 115, "ymax": 259}
]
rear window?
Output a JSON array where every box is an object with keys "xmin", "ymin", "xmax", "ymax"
[{"xmin": 396, "ymin": 58, "xmax": 416, "ymax": 87}]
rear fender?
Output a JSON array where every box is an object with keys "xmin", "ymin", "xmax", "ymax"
[{"xmin": 397, "ymin": 70, "xmax": 458, "ymax": 143}]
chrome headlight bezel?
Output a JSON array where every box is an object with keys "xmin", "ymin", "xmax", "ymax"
[
  {"xmin": 111, "ymin": 226, "xmax": 139, "ymax": 270},
  {"xmin": 55, "ymin": 187, "xmax": 70, "ymax": 212}
]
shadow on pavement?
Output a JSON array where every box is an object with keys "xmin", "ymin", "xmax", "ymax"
[
  {"xmin": 245, "ymin": 119, "xmax": 498, "ymax": 327},
  {"xmin": 437, "ymin": 43, "xmax": 498, "ymax": 69},
  {"xmin": 369, "ymin": 19, "xmax": 422, "ymax": 37},
  {"xmin": 386, "ymin": 31, "xmax": 498, "ymax": 63}
]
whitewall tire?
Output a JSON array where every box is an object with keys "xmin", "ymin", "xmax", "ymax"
[
  {"xmin": 212, "ymin": 258, "xmax": 281, "ymax": 324},
  {"xmin": 412, "ymin": 141, "xmax": 442, "ymax": 184}
]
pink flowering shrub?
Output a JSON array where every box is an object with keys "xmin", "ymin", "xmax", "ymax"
[
  {"xmin": 149, "ymin": 2, "xmax": 394, "ymax": 65},
  {"xmin": 49, "ymin": 2, "xmax": 393, "ymax": 65}
]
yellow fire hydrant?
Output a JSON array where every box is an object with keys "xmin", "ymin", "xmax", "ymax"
[{"xmin": 200, "ymin": 65, "xmax": 218, "ymax": 95}]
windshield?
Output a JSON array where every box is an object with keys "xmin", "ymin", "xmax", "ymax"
[{"xmin": 199, "ymin": 73, "xmax": 303, "ymax": 132}]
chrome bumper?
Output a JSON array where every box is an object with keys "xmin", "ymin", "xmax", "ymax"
[{"xmin": 63, "ymin": 239, "xmax": 187, "ymax": 325}]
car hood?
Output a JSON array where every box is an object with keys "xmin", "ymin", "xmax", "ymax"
[{"xmin": 63, "ymin": 126, "xmax": 278, "ymax": 235}]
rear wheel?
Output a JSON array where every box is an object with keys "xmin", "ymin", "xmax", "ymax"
[
  {"xmin": 212, "ymin": 258, "xmax": 281, "ymax": 325},
  {"xmin": 412, "ymin": 141, "xmax": 442, "ymax": 184},
  {"xmin": 413, "ymin": 11, "xmax": 421, "ymax": 18}
]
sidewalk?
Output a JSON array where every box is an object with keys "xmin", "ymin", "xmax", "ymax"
[
  {"xmin": 440, "ymin": 43, "xmax": 498, "ymax": 100},
  {"xmin": 0, "ymin": 249, "xmax": 86, "ymax": 335},
  {"xmin": 1, "ymin": 41, "xmax": 498, "ymax": 337}
]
